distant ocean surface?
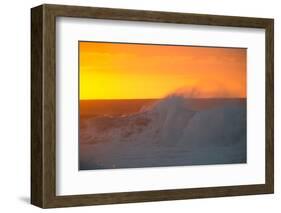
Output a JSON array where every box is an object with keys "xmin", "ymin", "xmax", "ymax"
[{"xmin": 79, "ymin": 96, "xmax": 246, "ymax": 170}]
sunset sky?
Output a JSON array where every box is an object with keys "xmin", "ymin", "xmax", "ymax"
[{"xmin": 79, "ymin": 41, "xmax": 246, "ymax": 100}]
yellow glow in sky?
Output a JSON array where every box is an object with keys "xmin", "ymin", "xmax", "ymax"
[{"xmin": 79, "ymin": 42, "xmax": 246, "ymax": 100}]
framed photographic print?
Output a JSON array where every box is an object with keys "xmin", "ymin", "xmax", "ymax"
[{"xmin": 31, "ymin": 4, "xmax": 274, "ymax": 208}]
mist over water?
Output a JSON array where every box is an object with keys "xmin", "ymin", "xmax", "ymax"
[{"xmin": 79, "ymin": 94, "xmax": 246, "ymax": 170}]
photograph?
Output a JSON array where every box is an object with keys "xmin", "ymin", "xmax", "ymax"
[
  {"xmin": 30, "ymin": 4, "xmax": 274, "ymax": 208},
  {"xmin": 79, "ymin": 41, "xmax": 247, "ymax": 170}
]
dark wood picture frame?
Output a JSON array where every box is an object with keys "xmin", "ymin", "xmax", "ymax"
[{"xmin": 31, "ymin": 4, "xmax": 274, "ymax": 208}]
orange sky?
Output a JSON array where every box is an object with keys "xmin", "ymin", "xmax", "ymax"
[{"xmin": 79, "ymin": 41, "xmax": 246, "ymax": 100}]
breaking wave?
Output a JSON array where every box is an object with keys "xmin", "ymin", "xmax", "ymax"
[{"xmin": 79, "ymin": 95, "xmax": 246, "ymax": 170}]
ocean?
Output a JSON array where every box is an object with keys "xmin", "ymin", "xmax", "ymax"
[{"xmin": 79, "ymin": 95, "xmax": 246, "ymax": 170}]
